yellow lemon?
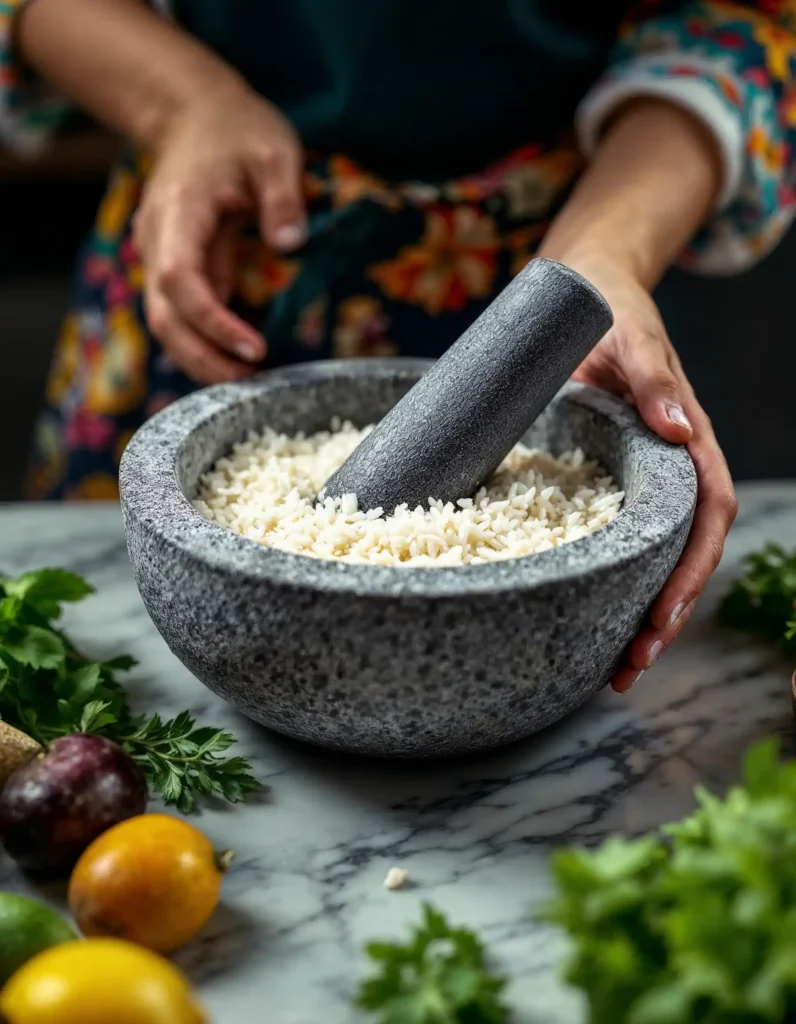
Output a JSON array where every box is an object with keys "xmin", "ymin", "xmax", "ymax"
[{"xmin": 0, "ymin": 938, "xmax": 207, "ymax": 1024}]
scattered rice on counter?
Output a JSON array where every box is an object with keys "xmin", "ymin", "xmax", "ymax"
[
  {"xmin": 384, "ymin": 867, "xmax": 409, "ymax": 891},
  {"xmin": 194, "ymin": 419, "xmax": 624, "ymax": 566}
]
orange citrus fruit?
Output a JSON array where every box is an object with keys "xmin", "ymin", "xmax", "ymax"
[{"xmin": 68, "ymin": 814, "xmax": 231, "ymax": 954}]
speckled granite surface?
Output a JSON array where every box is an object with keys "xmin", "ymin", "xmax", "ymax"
[
  {"xmin": 0, "ymin": 490, "xmax": 792, "ymax": 1023},
  {"xmin": 120, "ymin": 362, "xmax": 695, "ymax": 756},
  {"xmin": 323, "ymin": 259, "xmax": 613, "ymax": 510}
]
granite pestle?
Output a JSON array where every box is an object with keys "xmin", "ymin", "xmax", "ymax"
[{"xmin": 321, "ymin": 258, "xmax": 614, "ymax": 512}]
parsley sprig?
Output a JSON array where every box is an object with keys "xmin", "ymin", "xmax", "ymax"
[
  {"xmin": 0, "ymin": 568, "xmax": 259, "ymax": 812},
  {"xmin": 357, "ymin": 902, "xmax": 509, "ymax": 1023},
  {"xmin": 548, "ymin": 739, "xmax": 796, "ymax": 1024},
  {"xmin": 719, "ymin": 542, "xmax": 796, "ymax": 649}
]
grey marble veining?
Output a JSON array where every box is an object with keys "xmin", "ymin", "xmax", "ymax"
[{"xmin": 0, "ymin": 487, "xmax": 793, "ymax": 1023}]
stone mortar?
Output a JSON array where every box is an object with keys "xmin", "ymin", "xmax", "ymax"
[{"xmin": 120, "ymin": 359, "xmax": 697, "ymax": 758}]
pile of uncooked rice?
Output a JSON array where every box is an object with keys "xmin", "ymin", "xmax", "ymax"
[{"xmin": 194, "ymin": 420, "xmax": 624, "ymax": 566}]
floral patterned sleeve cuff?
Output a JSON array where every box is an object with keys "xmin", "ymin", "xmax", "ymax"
[
  {"xmin": 576, "ymin": 2, "xmax": 796, "ymax": 275},
  {"xmin": 0, "ymin": 0, "xmax": 70, "ymax": 155}
]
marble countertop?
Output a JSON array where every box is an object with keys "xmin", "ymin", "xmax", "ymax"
[{"xmin": 0, "ymin": 485, "xmax": 794, "ymax": 1023}]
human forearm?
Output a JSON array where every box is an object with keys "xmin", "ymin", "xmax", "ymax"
[
  {"xmin": 540, "ymin": 98, "xmax": 734, "ymax": 695},
  {"xmin": 16, "ymin": 0, "xmax": 247, "ymax": 152},
  {"xmin": 541, "ymin": 99, "xmax": 722, "ymax": 289}
]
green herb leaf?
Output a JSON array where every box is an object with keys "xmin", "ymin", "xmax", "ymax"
[
  {"xmin": 79, "ymin": 699, "xmax": 118, "ymax": 734},
  {"xmin": 547, "ymin": 739, "xmax": 796, "ymax": 1024},
  {"xmin": 3, "ymin": 625, "xmax": 65, "ymax": 670},
  {"xmin": 62, "ymin": 663, "xmax": 103, "ymax": 703},
  {"xmin": 357, "ymin": 902, "xmax": 510, "ymax": 1023},
  {"xmin": 102, "ymin": 654, "xmax": 138, "ymax": 672},
  {"xmin": 2, "ymin": 568, "xmax": 94, "ymax": 619},
  {"xmin": 0, "ymin": 567, "xmax": 259, "ymax": 811},
  {"xmin": 117, "ymin": 712, "xmax": 260, "ymax": 814},
  {"xmin": 0, "ymin": 597, "xmax": 22, "ymax": 623},
  {"xmin": 719, "ymin": 543, "xmax": 796, "ymax": 649}
]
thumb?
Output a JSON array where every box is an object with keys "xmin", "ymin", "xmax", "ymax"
[{"xmin": 621, "ymin": 334, "xmax": 693, "ymax": 444}]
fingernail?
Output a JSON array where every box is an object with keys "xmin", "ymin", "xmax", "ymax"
[
  {"xmin": 667, "ymin": 602, "xmax": 686, "ymax": 629},
  {"xmin": 619, "ymin": 670, "xmax": 644, "ymax": 693},
  {"xmin": 647, "ymin": 640, "xmax": 664, "ymax": 667},
  {"xmin": 667, "ymin": 404, "xmax": 691, "ymax": 430},
  {"xmin": 273, "ymin": 223, "xmax": 306, "ymax": 251},
  {"xmin": 234, "ymin": 342, "xmax": 261, "ymax": 362}
]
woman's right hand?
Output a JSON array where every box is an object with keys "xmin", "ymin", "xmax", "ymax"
[{"xmin": 133, "ymin": 82, "xmax": 307, "ymax": 384}]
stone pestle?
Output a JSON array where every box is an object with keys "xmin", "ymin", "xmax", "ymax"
[{"xmin": 321, "ymin": 257, "xmax": 613, "ymax": 513}]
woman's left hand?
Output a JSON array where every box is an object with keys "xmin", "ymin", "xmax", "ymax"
[{"xmin": 567, "ymin": 255, "xmax": 737, "ymax": 692}]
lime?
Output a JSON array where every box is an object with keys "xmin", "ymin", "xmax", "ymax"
[{"xmin": 0, "ymin": 893, "xmax": 76, "ymax": 984}]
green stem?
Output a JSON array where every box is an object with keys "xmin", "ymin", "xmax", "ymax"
[
  {"xmin": 122, "ymin": 736, "xmax": 209, "ymax": 767},
  {"xmin": 214, "ymin": 849, "xmax": 235, "ymax": 873}
]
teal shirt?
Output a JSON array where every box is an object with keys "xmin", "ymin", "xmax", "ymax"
[{"xmin": 173, "ymin": 0, "xmax": 631, "ymax": 180}]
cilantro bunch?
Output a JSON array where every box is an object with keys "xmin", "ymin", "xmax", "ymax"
[
  {"xmin": 0, "ymin": 567, "xmax": 259, "ymax": 812},
  {"xmin": 548, "ymin": 739, "xmax": 796, "ymax": 1024},
  {"xmin": 358, "ymin": 903, "xmax": 509, "ymax": 1023},
  {"xmin": 719, "ymin": 543, "xmax": 796, "ymax": 649}
]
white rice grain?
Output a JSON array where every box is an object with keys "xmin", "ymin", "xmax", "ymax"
[
  {"xmin": 194, "ymin": 421, "xmax": 624, "ymax": 566},
  {"xmin": 384, "ymin": 867, "xmax": 409, "ymax": 891}
]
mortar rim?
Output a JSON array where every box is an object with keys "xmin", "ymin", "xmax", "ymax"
[{"xmin": 119, "ymin": 359, "xmax": 697, "ymax": 598}]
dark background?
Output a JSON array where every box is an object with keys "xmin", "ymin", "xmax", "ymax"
[{"xmin": 1, "ymin": 122, "xmax": 794, "ymax": 502}]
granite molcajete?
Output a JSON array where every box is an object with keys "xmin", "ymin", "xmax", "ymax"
[{"xmin": 119, "ymin": 359, "xmax": 697, "ymax": 758}]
